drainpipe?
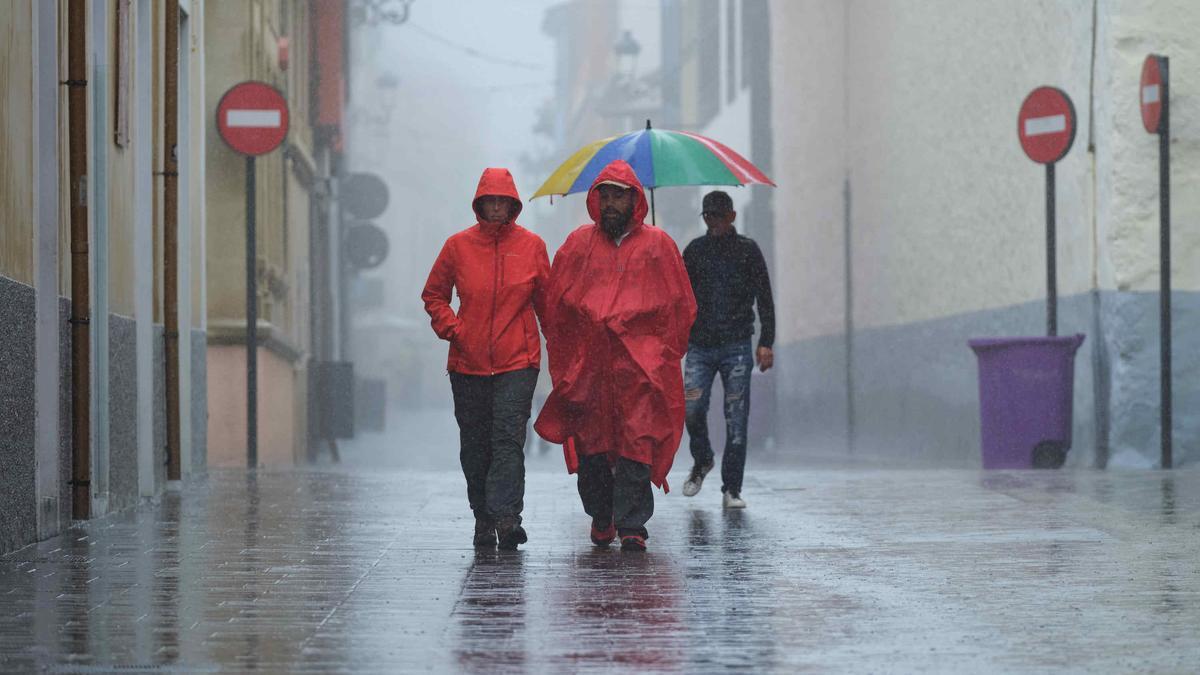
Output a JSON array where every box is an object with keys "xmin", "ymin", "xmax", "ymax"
[
  {"xmin": 164, "ymin": 2, "xmax": 181, "ymax": 481},
  {"xmin": 67, "ymin": 0, "xmax": 90, "ymax": 520}
]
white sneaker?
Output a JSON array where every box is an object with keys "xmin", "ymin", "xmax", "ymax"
[
  {"xmin": 681, "ymin": 461, "xmax": 714, "ymax": 497},
  {"xmin": 722, "ymin": 491, "xmax": 747, "ymax": 509}
]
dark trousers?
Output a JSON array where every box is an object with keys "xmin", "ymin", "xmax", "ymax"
[
  {"xmin": 449, "ymin": 368, "xmax": 538, "ymax": 529},
  {"xmin": 684, "ymin": 339, "xmax": 752, "ymax": 494},
  {"xmin": 577, "ymin": 454, "xmax": 654, "ymax": 538}
]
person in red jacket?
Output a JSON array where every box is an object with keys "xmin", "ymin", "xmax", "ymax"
[
  {"xmin": 535, "ymin": 160, "xmax": 697, "ymax": 552},
  {"xmin": 422, "ymin": 168, "xmax": 550, "ymax": 551}
]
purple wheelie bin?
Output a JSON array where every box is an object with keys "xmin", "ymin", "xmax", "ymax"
[{"xmin": 968, "ymin": 334, "xmax": 1085, "ymax": 469}]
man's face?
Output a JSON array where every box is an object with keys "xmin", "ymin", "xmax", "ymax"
[
  {"xmin": 479, "ymin": 196, "xmax": 513, "ymax": 224},
  {"xmin": 702, "ymin": 208, "xmax": 736, "ymax": 235},
  {"xmin": 597, "ymin": 184, "xmax": 636, "ymax": 238}
]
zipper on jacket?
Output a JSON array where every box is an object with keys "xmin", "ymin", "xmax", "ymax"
[{"xmin": 488, "ymin": 235, "xmax": 499, "ymax": 374}]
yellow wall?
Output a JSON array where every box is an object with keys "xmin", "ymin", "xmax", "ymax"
[
  {"xmin": 206, "ymin": 0, "xmax": 319, "ymax": 461},
  {"xmin": 205, "ymin": 0, "xmax": 313, "ymax": 348},
  {"xmin": 1, "ymin": 2, "xmax": 35, "ymax": 285},
  {"xmin": 189, "ymin": 1, "xmax": 206, "ymax": 328}
]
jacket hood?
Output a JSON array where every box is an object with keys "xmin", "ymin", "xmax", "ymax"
[
  {"xmin": 585, "ymin": 160, "xmax": 649, "ymax": 228},
  {"xmin": 472, "ymin": 167, "xmax": 523, "ymax": 223}
]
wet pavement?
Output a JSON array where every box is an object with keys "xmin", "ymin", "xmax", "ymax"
[{"xmin": 2, "ymin": 456, "xmax": 1199, "ymax": 673}]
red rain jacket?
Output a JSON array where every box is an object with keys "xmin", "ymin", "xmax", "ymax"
[
  {"xmin": 534, "ymin": 161, "xmax": 697, "ymax": 490},
  {"xmin": 422, "ymin": 168, "xmax": 550, "ymax": 375}
]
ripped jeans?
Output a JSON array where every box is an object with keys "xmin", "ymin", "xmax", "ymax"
[{"xmin": 684, "ymin": 339, "xmax": 752, "ymax": 495}]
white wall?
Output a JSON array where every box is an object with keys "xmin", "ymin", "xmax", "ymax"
[
  {"xmin": 844, "ymin": 1, "xmax": 1097, "ymax": 331},
  {"xmin": 770, "ymin": 0, "xmax": 847, "ymax": 342},
  {"xmin": 769, "ymin": 0, "xmax": 1200, "ymax": 467},
  {"xmin": 1095, "ymin": 0, "xmax": 1200, "ymax": 294}
]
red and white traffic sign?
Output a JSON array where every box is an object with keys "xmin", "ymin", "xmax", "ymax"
[
  {"xmin": 217, "ymin": 81, "xmax": 289, "ymax": 156},
  {"xmin": 1141, "ymin": 55, "xmax": 1165, "ymax": 134},
  {"xmin": 1017, "ymin": 86, "xmax": 1076, "ymax": 165}
]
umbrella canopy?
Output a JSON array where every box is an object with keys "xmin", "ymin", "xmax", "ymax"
[{"xmin": 532, "ymin": 123, "xmax": 774, "ymax": 200}]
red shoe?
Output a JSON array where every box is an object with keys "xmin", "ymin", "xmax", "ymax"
[
  {"xmin": 620, "ymin": 535, "xmax": 646, "ymax": 552},
  {"xmin": 590, "ymin": 521, "xmax": 616, "ymax": 547}
]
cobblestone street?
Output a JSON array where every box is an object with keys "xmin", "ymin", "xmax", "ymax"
[{"xmin": 1, "ymin": 451, "xmax": 1198, "ymax": 673}]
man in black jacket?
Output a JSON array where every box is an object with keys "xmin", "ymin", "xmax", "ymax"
[{"xmin": 680, "ymin": 191, "xmax": 775, "ymax": 508}]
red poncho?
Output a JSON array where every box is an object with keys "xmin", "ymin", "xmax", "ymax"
[{"xmin": 534, "ymin": 161, "xmax": 697, "ymax": 490}]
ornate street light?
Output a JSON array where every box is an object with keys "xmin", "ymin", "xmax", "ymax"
[
  {"xmin": 614, "ymin": 30, "xmax": 641, "ymax": 82},
  {"xmin": 376, "ymin": 71, "xmax": 400, "ymax": 122}
]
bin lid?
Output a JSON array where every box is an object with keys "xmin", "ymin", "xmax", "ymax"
[{"xmin": 968, "ymin": 334, "xmax": 1085, "ymax": 353}]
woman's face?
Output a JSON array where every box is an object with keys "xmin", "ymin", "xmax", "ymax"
[{"xmin": 479, "ymin": 196, "xmax": 513, "ymax": 224}]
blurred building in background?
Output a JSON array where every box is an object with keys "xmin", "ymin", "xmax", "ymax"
[{"xmin": 0, "ymin": 0, "xmax": 209, "ymax": 554}]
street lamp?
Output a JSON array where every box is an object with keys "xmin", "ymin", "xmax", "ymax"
[
  {"xmin": 614, "ymin": 30, "xmax": 641, "ymax": 83},
  {"xmin": 376, "ymin": 71, "xmax": 399, "ymax": 123}
]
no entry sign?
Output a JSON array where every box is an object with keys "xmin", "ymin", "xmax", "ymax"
[
  {"xmin": 217, "ymin": 81, "xmax": 289, "ymax": 156},
  {"xmin": 1141, "ymin": 55, "xmax": 1166, "ymax": 134},
  {"xmin": 216, "ymin": 81, "xmax": 290, "ymax": 467},
  {"xmin": 1018, "ymin": 87, "xmax": 1076, "ymax": 165}
]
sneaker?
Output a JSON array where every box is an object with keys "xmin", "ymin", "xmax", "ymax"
[
  {"xmin": 681, "ymin": 460, "xmax": 715, "ymax": 497},
  {"xmin": 722, "ymin": 491, "xmax": 747, "ymax": 509},
  {"xmin": 590, "ymin": 520, "xmax": 616, "ymax": 548},
  {"xmin": 620, "ymin": 535, "xmax": 647, "ymax": 552},
  {"xmin": 473, "ymin": 518, "xmax": 496, "ymax": 548},
  {"xmin": 497, "ymin": 524, "xmax": 528, "ymax": 551}
]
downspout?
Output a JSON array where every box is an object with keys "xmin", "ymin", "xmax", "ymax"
[
  {"xmin": 164, "ymin": 2, "xmax": 181, "ymax": 481},
  {"xmin": 67, "ymin": 0, "xmax": 91, "ymax": 520}
]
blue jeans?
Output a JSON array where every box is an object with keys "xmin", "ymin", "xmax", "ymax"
[{"xmin": 684, "ymin": 340, "xmax": 752, "ymax": 494}]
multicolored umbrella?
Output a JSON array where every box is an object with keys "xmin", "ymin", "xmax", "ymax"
[{"xmin": 532, "ymin": 121, "xmax": 774, "ymax": 222}]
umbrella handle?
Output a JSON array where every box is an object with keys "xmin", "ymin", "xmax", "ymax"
[{"xmin": 650, "ymin": 186, "xmax": 656, "ymax": 226}]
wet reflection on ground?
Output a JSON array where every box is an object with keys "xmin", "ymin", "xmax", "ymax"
[
  {"xmin": 454, "ymin": 550, "xmax": 528, "ymax": 672},
  {"xmin": 0, "ymin": 466, "xmax": 1198, "ymax": 672}
]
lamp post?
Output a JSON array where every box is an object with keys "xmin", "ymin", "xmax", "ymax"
[
  {"xmin": 376, "ymin": 71, "xmax": 399, "ymax": 124},
  {"xmin": 614, "ymin": 30, "xmax": 641, "ymax": 84}
]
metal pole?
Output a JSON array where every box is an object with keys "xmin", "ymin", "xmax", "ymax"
[
  {"xmin": 246, "ymin": 156, "xmax": 258, "ymax": 468},
  {"xmin": 1046, "ymin": 162, "xmax": 1057, "ymax": 336},
  {"xmin": 646, "ymin": 119, "xmax": 656, "ymax": 226},
  {"xmin": 67, "ymin": 0, "xmax": 91, "ymax": 519},
  {"xmin": 1159, "ymin": 56, "xmax": 1172, "ymax": 469},
  {"xmin": 164, "ymin": 3, "xmax": 181, "ymax": 481}
]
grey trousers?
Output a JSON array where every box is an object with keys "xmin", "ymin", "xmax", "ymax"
[
  {"xmin": 577, "ymin": 453, "xmax": 654, "ymax": 538},
  {"xmin": 449, "ymin": 368, "xmax": 538, "ymax": 530}
]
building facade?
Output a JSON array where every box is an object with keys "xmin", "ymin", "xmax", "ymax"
[
  {"xmin": 203, "ymin": 0, "xmax": 350, "ymax": 467},
  {"xmin": 1, "ymin": 0, "xmax": 209, "ymax": 554},
  {"xmin": 771, "ymin": 0, "xmax": 1200, "ymax": 468}
]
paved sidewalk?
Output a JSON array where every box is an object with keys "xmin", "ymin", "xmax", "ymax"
[{"xmin": 1, "ymin": 461, "xmax": 1198, "ymax": 673}]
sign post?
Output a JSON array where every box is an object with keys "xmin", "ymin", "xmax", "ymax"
[
  {"xmin": 1018, "ymin": 86, "xmax": 1077, "ymax": 336},
  {"xmin": 1142, "ymin": 54, "xmax": 1172, "ymax": 469},
  {"xmin": 216, "ymin": 81, "xmax": 289, "ymax": 468}
]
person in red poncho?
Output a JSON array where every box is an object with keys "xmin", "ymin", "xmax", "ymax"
[
  {"xmin": 534, "ymin": 160, "xmax": 697, "ymax": 552},
  {"xmin": 422, "ymin": 168, "xmax": 550, "ymax": 551}
]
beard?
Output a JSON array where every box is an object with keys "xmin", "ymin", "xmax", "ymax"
[{"xmin": 600, "ymin": 208, "xmax": 631, "ymax": 239}]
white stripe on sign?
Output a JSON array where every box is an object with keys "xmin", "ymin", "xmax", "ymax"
[
  {"xmin": 226, "ymin": 109, "xmax": 281, "ymax": 128},
  {"xmin": 1142, "ymin": 84, "xmax": 1160, "ymax": 105},
  {"xmin": 1024, "ymin": 114, "xmax": 1066, "ymax": 136}
]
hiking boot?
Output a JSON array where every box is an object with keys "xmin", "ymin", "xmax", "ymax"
[
  {"xmin": 590, "ymin": 520, "xmax": 616, "ymax": 548},
  {"xmin": 620, "ymin": 534, "xmax": 647, "ymax": 552},
  {"xmin": 497, "ymin": 524, "xmax": 528, "ymax": 551},
  {"xmin": 681, "ymin": 460, "xmax": 714, "ymax": 497},
  {"xmin": 473, "ymin": 518, "xmax": 496, "ymax": 548},
  {"xmin": 722, "ymin": 491, "xmax": 747, "ymax": 509}
]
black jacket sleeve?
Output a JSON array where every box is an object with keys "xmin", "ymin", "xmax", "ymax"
[{"xmin": 748, "ymin": 241, "xmax": 775, "ymax": 348}]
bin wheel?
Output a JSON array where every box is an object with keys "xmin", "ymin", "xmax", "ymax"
[{"xmin": 1032, "ymin": 441, "xmax": 1067, "ymax": 469}]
